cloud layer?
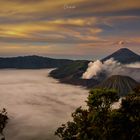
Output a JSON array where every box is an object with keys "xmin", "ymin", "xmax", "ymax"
[
  {"xmin": 0, "ymin": 69, "xmax": 88, "ymax": 140},
  {"xmin": 0, "ymin": 0, "xmax": 140, "ymax": 58}
]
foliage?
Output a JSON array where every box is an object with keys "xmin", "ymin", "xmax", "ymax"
[
  {"xmin": 50, "ymin": 60, "xmax": 89, "ymax": 79},
  {"xmin": 87, "ymin": 89, "xmax": 119, "ymax": 111},
  {"xmin": 55, "ymin": 88, "xmax": 140, "ymax": 140},
  {"xmin": 0, "ymin": 108, "xmax": 8, "ymax": 140}
]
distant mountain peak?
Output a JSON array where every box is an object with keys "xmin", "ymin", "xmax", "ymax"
[
  {"xmin": 114, "ymin": 48, "xmax": 136, "ymax": 54},
  {"xmin": 118, "ymin": 47, "xmax": 130, "ymax": 51},
  {"xmin": 102, "ymin": 48, "xmax": 140, "ymax": 64}
]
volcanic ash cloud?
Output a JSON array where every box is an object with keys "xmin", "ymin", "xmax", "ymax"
[
  {"xmin": 82, "ymin": 58, "xmax": 140, "ymax": 82},
  {"xmin": 82, "ymin": 58, "xmax": 124, "ymax": 80}
]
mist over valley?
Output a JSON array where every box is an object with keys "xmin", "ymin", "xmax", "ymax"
[{"xmin": 0, "ymin": 69, "xmax": 88, "ymax": 140}]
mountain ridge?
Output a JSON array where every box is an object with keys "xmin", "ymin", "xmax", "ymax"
[{"xmin": 0, "ymin": 55, "xmax": 73, "ymax": 69}]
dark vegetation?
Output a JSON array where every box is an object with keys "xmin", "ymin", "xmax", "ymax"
[
  {"xmin": 0, "ymin": 108, "xmax": 8, "ymax": 140},
  {"xmin": 55, "ymin": 87, "xmax": 140, "ymax": 140},
  {"xmin": 0, "ymin": 55, "xmax": 73, "ymax": 69},
  {"xmin": 50, "ymin": 60, "xmax": 89, "ymax": 79}
]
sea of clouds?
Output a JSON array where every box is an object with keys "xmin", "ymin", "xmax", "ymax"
[{"xmin": 0, "ymin": 69, "xmax": 88, "ymax": 140}]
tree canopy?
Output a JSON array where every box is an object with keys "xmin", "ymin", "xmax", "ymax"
[
  {"xmin": 0, "ymin": 108, "xmax": 8, "ymax": 140},
  {"xmin": 55, "ymin": 88, "xmax": 140, "ymax": 140}
]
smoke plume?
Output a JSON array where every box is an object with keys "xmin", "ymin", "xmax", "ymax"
[
  {"xmin": 82, "ymin": 58, "xmax": 140, "ymax": 82},
  {"xmin": 82, "ymin": 58, "xmax": 123, "ymax": 80}
]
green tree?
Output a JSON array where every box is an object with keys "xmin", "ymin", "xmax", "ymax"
[
  {"xmin": 55, "ymin": 88, "xmax": 140, "ymax": 140},
  {"xmin": 0, "ymin": 108, "xmax": 8, "ymax": 140}
]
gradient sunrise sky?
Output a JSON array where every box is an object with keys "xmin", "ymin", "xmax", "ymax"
[{"xmin": 0, "ymin": 0, "xmax": 140, "ymax": 59}]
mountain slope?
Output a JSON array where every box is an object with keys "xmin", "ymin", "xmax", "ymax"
[
  {"xmin": 102, "ymin": 48, "xmax": 140, "ymax": 64},
  {"xmin": 50, "ymin": 60, "xmax": 99, "ymax": 88},
  {"xmin": 95, "ymin": 75, "xmax": 139, "ymax": 96},
  {"xmin": 0, "ymin": 55, "xmax": 73, "ymax": 69},
  {"xmin": 50, "ymin": 60, "xmax": 89, "ymax": 79}
]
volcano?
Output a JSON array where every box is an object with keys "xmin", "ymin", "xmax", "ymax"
[
  {"xmin": 102, "ymin": 48, "xmax": 140, "ymax": 64},
  {"xmin": 50, "ymin": 48, "xmax": 140, "ymax": 88},
  {"xmin": 96, "ymin": 75, "xmax": 139, "ymax": 96}
]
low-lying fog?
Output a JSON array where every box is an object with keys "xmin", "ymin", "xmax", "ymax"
[{"xmin": 0, "ymin": 69, "xmax": 88, "ymax": 140}]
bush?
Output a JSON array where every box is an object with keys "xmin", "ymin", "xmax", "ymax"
[{"xmin": 0, "ymin": 108, "xmax": 8, "ymax": 140}]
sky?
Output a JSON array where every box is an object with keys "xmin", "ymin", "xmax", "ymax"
[{"xmin": 0, "ymin": 0, "xmax": 140, "ymax": 60}]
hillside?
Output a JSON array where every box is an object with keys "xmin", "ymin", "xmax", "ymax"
[
  {"xmin": 50, "ymin": 60, "xmax": 89, "ymax": 79},
  {"xmin": 95, "ymin": 75, "xmax": 139, "ymax": 96},
  {"xmin": 0, "ymin": 55, "xmax": 73, "ymax": 69},
  {"xmin": 50, "ymin": 60, "xmax": 99, "ymax": 88},
  {"xmin": 102, "ymin": 48, "xmax": 140, "ymax": 64}
]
